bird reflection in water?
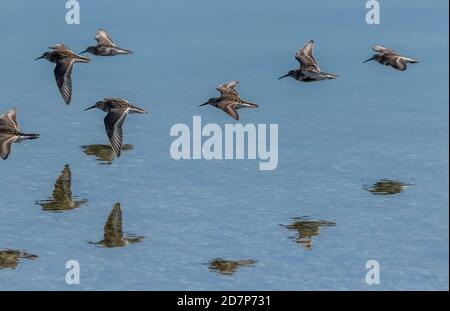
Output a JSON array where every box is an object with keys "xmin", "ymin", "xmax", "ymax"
[
  {"xmin": 90, "ymin": 202, "xmax": 144, "ymax": 248},
  {"xmin": 81, "ymin": 144, "xmax": 133, "ymax": 164},
  {"xmin": 365, "ymin": 179, "xmax": 409, "ymax": 195},
  {"xmin": 206, "ymin": 258, "xmax": 256, "ymax": 276},
  {"xmin": 281, "ymin": 217, "xmax": 336, "ymax": 250},
  {"xmin": 36, "ymin": 165, "xmax": 88, "ymax": 212},
  {"xmin": 0, "ymin": 249, "xmax": 38, "ymax": 269}
]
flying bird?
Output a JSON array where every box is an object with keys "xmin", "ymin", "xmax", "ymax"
[
  {"xmin": 36, "ymin": 44, "xmax": 90, "ymax": 105},
  {"xmin": 279, "ymin": 40, "xmax": 338, "ymax": 82},
  {"xmin": 200, "ymin": 81, "xmax": 258, "ymax": 121},
  {"xmin": 84, "ymin": 98, "xmax": 147, "ymax": 158},
  {"xmin": 364, "ymin": 45, "xmax": 418, "ymax": 71},
  {"xmin": 0, "ymin": 108, "xmax": 39, "ymax": 160},
  {"xmin": 81, "ymin": 29, "xmax": 133, "ymax": 56}
]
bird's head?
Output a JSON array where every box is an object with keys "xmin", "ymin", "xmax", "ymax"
[
  {"xmin": 363, "ymin": 54, "xmax": 379, "ymax": 63},
  {"xmin": 199, "ymin": 98, "xmax": 216, "ymax": 107},
  {"xmin": 35, "ymin": 52, "xmax": 52, "ymax": 61},
  {"xmin": 84, "ymin": 100, "xmax": 107, "ymax": 112},
  {"xmin": 80, "ymin": 47, "xmax": 95, "ymax": 55},
  {"xmin": 278, "ymin": 70, "xmax": 296, "ymax": 80}
]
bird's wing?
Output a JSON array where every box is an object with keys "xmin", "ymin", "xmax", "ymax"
[
  {"xmin": 223, "ymin": 104, "xmax": 240, "ymax": 121},
  {"xmin": 52, "ymin": 165, "xmax": 72, "ymax": 201},
  {"xmin": 296, "ymin": 40, "xmax": 320, "ymax": 71},
  {"xmin": 216, "ymin": 81, "xmax": 239, "ymax": 96},
  {"xmin": 104, "ymin": 203, "xmax": 123, "ymax": 240},
  {"xmin": 54, "ymin": 59, "xmax": 74, "ymax": 105},
  {"xmin": 0, "ymin": 134, "xmax": 17, "ymax": 160},
  {"xmin": 0, "ymin": 108, "xmax": 18, "ymax": 130},
  {"xmin": 390, "ymin": 56, "xmax": 407, "ymax": 71},
  {"xmin": 95, "ymin": 29, "xmax": 115, "ymax": 46},
  {"xmin": 104, "ymin": 108, "xmax": 128, "ymax": 158},
  {"xmin": 49, "ymin": 44, "xmax": 74, "ymax": 53},
  {"xmin": 373, "ymin": 45, "xmax": 397, "ymax": 54}
]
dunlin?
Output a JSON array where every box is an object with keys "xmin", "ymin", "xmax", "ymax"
[
  {"xmin": 36, "ymin": 44, "xmax": 90, "ymax": 105},
  {"xmin": 84, "ymin": 98, "xmax": 147, "ymax": 158},
  {"xmin": 81, "ymin": 29, "xmax": 133, "ymax": 56},
  {"xmin": 364, "ymin": 45, "xmax": 418, "ymax": 71},
  {"xmin": 200, "ymin": 81, "xmax": 258, "ymax": 121},
  {"xmin": 279, "ymin": 40, "xmax": 338, "ymax": 82},
  {"xmin": 0, "ymin": 108, "xmax": 39, "ymax": 160}
]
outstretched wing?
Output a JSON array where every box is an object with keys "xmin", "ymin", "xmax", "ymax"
[
  {"xmin": 49, "ymin": 44, "xmax": 74, "ymax": 53},
  {"xmin": 0, "ymin": 108, "xmax": 18, "ymax": 130},
  {"xmin": 223, "ymin": 104, "xmax": 240, "ymax": 121},
  {"xmin": 104, "ymin": 108, "xmax": 128, "ymax": 158},
  {"xmin": 373, "ymin": 45, "xmax": 397, "ymax": 54},
  {"xmin": 0, "ymin": 134, "xmax": 17, "ymax": 160},
  {"xmin": 295, "ymin": 40, "xmax": 320, "ymax": 72},
  {"xmin": 54, "ymin": 59, "xmax": 74, "ymax": 105},
  {"xmin": 51, "ymin": 165, "xmax": 72, "ymax": 202},
  {"xmin": 217, "ymin": 81, "xmax": 239, "ymax": 97},
  {"xmin": 95, "ymin": 29, "xmax": 115, "ymax": 46},
  {"xmin": 104, "ymin": 203, "xmax": 123, "ymax": 241},
  {"xmin": 389, "ymin": 55, "xmax": 407, "ymax": 71}
]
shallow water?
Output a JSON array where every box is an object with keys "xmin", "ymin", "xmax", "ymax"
[{"xmin": 0, "ymin": 0, "xmax": 448, "ymax": 290}]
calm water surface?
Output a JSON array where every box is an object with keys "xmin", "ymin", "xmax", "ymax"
[{"xmin": 0, "ymin": 0, "xmax": 448, "ymax": 290}]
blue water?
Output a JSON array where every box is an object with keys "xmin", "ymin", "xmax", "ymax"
[{"xmin": 0, "ymin": 0, "xmax": 448, "ymax": 290}]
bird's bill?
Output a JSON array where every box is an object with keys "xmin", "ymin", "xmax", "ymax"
[
  {"xmin": 278, "ymin": 73, "xmax": 290, "ymax": 80},
  {"xmin": 84, "ymin": 105, "xmax": 97, "ymax": 111},
  {"xmin": 363, "ymin": 56, "xmax": 375, "ymax": 63},
  {"xmin": 79, "ymin": 49, "xmax": 88, "ymax": 54},
  {"xmin": 199, "ymin": 102, "xmax": 209, "ymax": 107},
  {"xmin": 35, "ymin": 55, "xmax": 44, "ymax": 60}
]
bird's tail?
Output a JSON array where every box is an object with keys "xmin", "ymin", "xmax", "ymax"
[
  {"xmin": 322, "ymin": 72, "xmax": 339, "ymax": 79},
  {"xmin": 118, "ymin": 48, "xmax": 134, "ymax": 55},
  {"xmin": 19, "ymin": 133, "xmax": 40, "ymax": 139},
  {"xmin": 403, "ymin": 57, "xmax": 418, "ymax": 64},
  {"xmin": 74, "ymin": 54, "xmax": 91, "ymax": 63},
  {"xmin": 129, "ymin": 106, "xmax": 147, "ymax": 114},
  {"xmin": 241, "ymin": 101, "xmax": 258, "ymax": 108}
]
